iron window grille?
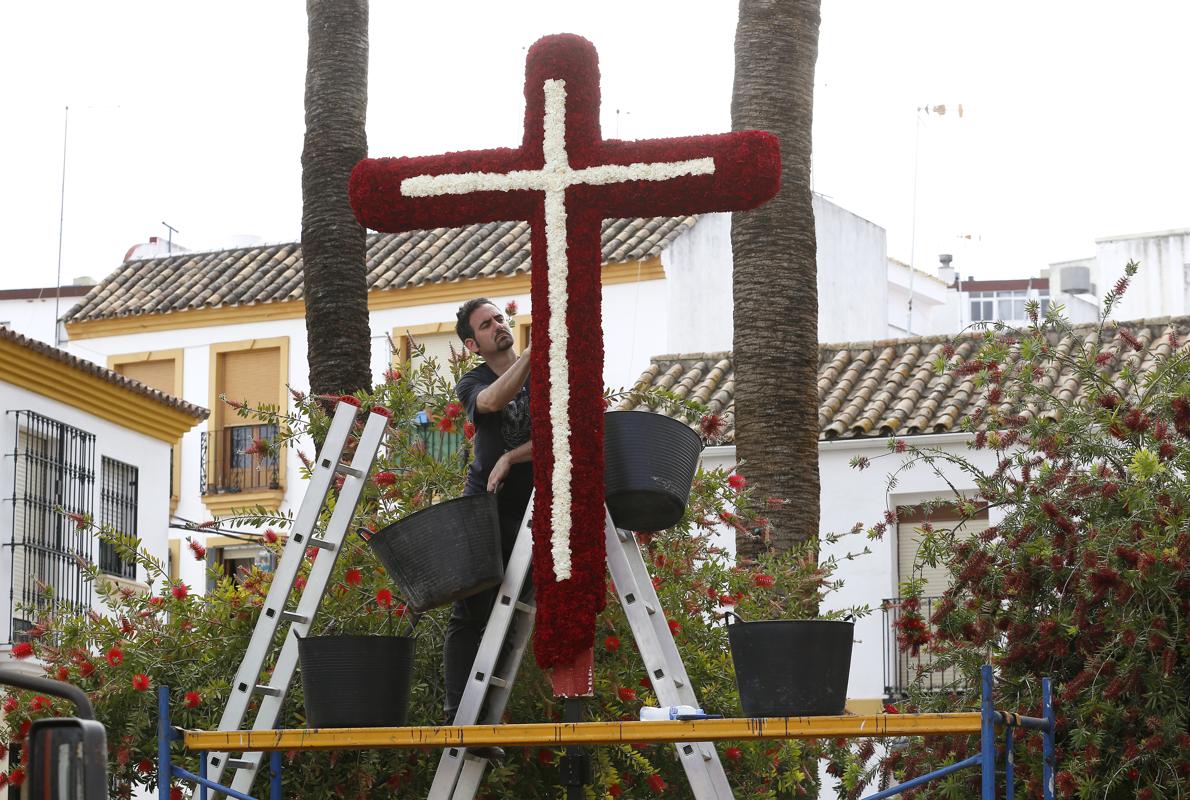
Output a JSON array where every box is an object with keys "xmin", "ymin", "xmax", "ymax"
[
  {"xmin": 99, "ymin": 457, "xmax": 138, "ymax": 580},
  {"xmin": 6, "ymin": 411, "xmax": 95, "ymax": 643},
  {"xmin": 200, "ymin": 423, "xmax": 281, "ymax": 495},
  {"xmin": 882, "ymin": 595, "xmax": 969, "ymax": 702}
]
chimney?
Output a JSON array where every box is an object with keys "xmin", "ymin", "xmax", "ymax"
[{"xmin": 938, "ymin": 253, "xmax": 955, "ymax": 287}]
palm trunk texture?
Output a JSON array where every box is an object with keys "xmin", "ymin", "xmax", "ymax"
[
  {"xmin": 731, "ymin": 0, "xmax": 822, "ymax": 555},
  {"xmin": 302, "ymin": 0, "xmax": 372, "ymax": 397}
]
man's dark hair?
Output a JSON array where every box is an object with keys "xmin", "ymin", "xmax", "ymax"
[{"xmin": 456, "ymin": 297, "xmax": 494, "ymax": 344}]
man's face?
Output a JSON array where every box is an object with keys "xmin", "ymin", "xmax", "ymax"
[{"xmin": 466, "ymin": 303, "xmax": 514, "ymax": 358}]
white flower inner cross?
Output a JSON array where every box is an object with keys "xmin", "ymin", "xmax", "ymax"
[{"xmin": 400, "ymin": 79, "xmax": 715, "ymax": 581}]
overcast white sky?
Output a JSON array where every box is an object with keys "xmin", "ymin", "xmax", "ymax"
[{"xmin": 2, "ymin": 1, "xmax": 1188, "ymax": 291}]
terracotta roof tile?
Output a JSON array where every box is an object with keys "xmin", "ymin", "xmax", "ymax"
[
  {"xmin": 0, "ymin": 326, "xmax": 208, "ymax": 420},
  {"xmin": 618, "ymin": 317, "xmax": 1189, "ymax": 443},
  {"xmin": 66, "ymin": 217, "xmax": 695, "ymax": 323}
]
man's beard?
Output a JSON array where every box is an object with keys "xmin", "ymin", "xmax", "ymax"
[{"xmin": 495, "ymin": 332, "xmax": 514, "ymax": 351}]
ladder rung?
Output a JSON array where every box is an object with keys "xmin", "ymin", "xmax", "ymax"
[
  {"xmin": 254, "ymin": 684, "xmax": 283, "ymax": 697},
  {"xmin": 226, "ymin": 758, "xmax": 257, "ymax": 770},
  {"xmin": 616, "ymin": 528, "xmax": 631, "ymax": 542},
  {"xmin": 644, "ymin": 602, "xmax": 657, "ymax": 615},
  {"xmin": 335, "ymin": 463, "xmax": 364, "ymax": 479},
  {"xmin": 307, "ymin": 537, "xmax": 337, "ymax": 552},
  {"xmin": 514, "ymin": 600, "xmax": 534, "ymax": 614},
  {"xmin": 280, "ymin": 611, "xmax": 309, "ymax": 624},
  {"xmin": 488, "ymin": 676, "xmax": 508, "ymax": 689}
]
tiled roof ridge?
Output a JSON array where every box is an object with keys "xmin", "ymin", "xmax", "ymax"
[
  {"xmin": 624, "ymin": 315, "xmax": 1188, "ymax": 443},
  {"xmin": 66, "ymin": 216, "xmax": 697, "ymax": 324},
  {"xmin": 0, "ymin": 326, "xmax": 209, "ymax": 420}
]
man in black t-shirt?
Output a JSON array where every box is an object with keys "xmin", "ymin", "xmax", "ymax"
[{"xmin": 444, "ymin": 298, "xmax": 533, "ymax": 741}]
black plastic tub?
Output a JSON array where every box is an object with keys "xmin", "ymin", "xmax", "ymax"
[
  {"xmin": 604, "ymin": 410, "xmax": 702, "ymax": 531},
  {"xmin": 365, "ymin": 493, "xmax": 503, "ymax": 614},
  {"xmin": 727, "ymin": 616, "xmax": 854, "ymax": 717},
  {"xmin": 298, "ymin": 635, "xmax": 414, "ymax": 728}
]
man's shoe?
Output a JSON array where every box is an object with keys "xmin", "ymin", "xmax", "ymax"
[{"xmin": 466, "ymin": 745, "xmax": 506, "ymax": 761}]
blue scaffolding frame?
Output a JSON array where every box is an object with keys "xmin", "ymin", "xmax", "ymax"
[{"xmin": 157, "ymin": 665, "xmax": 1055, "ymax": 799}]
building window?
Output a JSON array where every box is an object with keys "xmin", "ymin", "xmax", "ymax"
[
  {"xmin": 969, "ymin": 289, "xmax": 1042, "ymax": 323},
  {"xmin": 7, "ymin": 411, "xmax": 95, "ymax": 642},
  {"xmin": 99, "ymin": 457, "xmax": 138, "ymax": 580},
  {"xmin": 109, "ymin": 350, "xmax": 184, "ymax": 511}
]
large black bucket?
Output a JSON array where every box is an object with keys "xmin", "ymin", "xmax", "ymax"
[
  {"xmin": 727, "ymin": 615, "xmax": 854, "ymax": 717},
  {"xmin": 366, "ymin": 493, "xmax": 503, "ymax": 613},
  {"xmin": 297, "ymin": 635, "xmax": 414, "ymax": 728},
  {"xmin": 604, "ymin": 410, "xmax": 702, "ymax": 531}
]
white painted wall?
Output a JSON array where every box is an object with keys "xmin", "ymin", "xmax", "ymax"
[
  {"xmin": 1094, "ymin": 229, "xmax": 1190, "ymax": 321},
  {"xmin": 886, "ymin": 259, "xmax": 951, "ymax": 337},
  {"xmin": 0, "ymin": 296, "xmax": 67, "ymax": 346},
  {"xmin": 664, "ymin": 213, "xmax": 733, "ymax": 354},
  {"xmin": 815, "ymin": 194, "xmax": 889, "ymax": 344},
  {"xmin": 0, "ymin": 382, "xmax": 173, "ymax": 644}
]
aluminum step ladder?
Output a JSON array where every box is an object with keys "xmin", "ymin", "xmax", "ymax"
[
  {"xmin": 193, "ymin": 400, "xmax": 390, "ymax": 799},
  {"xmin": 429, "ymin": 503, "xmax": 733, "ymax": 799}
]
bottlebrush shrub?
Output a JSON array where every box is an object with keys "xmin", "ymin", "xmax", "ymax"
[
  {"xmin": 2, "ymin": 346, "xmax": 871, "ymax": 798},
  {"xmin": 862, "ymin": 262, "xmax": 1189, "ymax": 798}
]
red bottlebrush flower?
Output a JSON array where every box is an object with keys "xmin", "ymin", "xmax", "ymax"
[
  {"xmin": 719, "ymin": 594, "xmax": 735, "ymax": 605},
  {"xmin": 338, "ymin": 394, "xmax": 361, "ymax": 407},
  {"xmin": 28, "ymin": 695, "xmax": 49, "ymax": 711},
  {"xmin": 66, "ymin": 511, "xmax": 88, "ymax": 530},
  {"xmin": 893, "ymin": 438, "xmax": 907, "ymax": 453},
  {"xmin": 10, "ymin": 641, "xmax": 33, "ymax": 659},
  {"xmin": 54, "ymin": 666, "xmax": 69, "ymax": 681},
  {"xmin": 369, "ymin": 405, "xmax": 392, "ymax": 419},
  {"xmin": 79, "ymin": 661, "xmax": 95, "ymax": 678},
  {"xmin": 9, "ymin": 768, "xmax": 25, "ymax": 787},
  {"xmin": 699, "ymin": 413, "xmax": 726, "ymax": 442},
  {"xmin": 444, "ymin": 401, "xmax": 463, "ymax": 420},
  {"xmin": 345, "ymin": 568, "xmax": 362, "ymax": 586},
  {"xmin": 1118, "ymin": 327, "xmax": 1143, "ymax": 351},
  {"xmin": 188, "ymin": 539, "xmax": 206, "ymax": 560},
  {"xmin": 851, "ymin": 455, "xmax": 871, "ymax": 471},
  {"xmin": 609, "ymin": 783, "xmax": 623, "ymax": 798},
  {"xmin": 132, "ymin": 673, "xmax": 151, "ymax": 692},
  {"xmin": 883, "ymin": 703, "xmax": 899, "ymax": 714},
  {"xmin": 1113, "ymin": 276, "xmax": 1129, "ymax": 297},
  {"xmin": 1158, "ymin": 441, "xmax": 1176, "ymax": 461},
  {"xmin": 372, "ymin": 471, "xmax": 397, "ymax": 487},
  {"xmin": 136, "ymin": 759, "xmax": 153, "ymax": 775},
  {"xmin": 505, "ymin": 300, "xmax": 519, "ymax": 316},
  {"xmin": 437, "ymin": 416, "xmax": 456, "ymax": 433},
  {"xmin": 617, "ymin": 687, "xmax": 637, "ymax": 703},
  {"xmin": 293, "ymin": 575, "xmax": 306, "ymax": 591},
  {"xmin": 647, "ymin": 773, "xmax": 667, "ymax": 794},
  {"xmin": 172, "ymin": 584, "xmax": 189, "ymax": 600},
  {"xmin": 375, "ymin": 588, "xmax": 393, "ymax": 607},
  {"xmin": 1095, "ymin": 351, "xmax": 1113, "ymax": 366},
  {"xmin": 974, "ymin": 430, "xmax": 988, "ymax": 449},
  {"xmin": 753, "ymin": 573, "xmax": 775, "ymax": 588},
  {"xmin": 603, "ymin": 635, "xmax": 621, "ymax": 652},
  {"xmin": 942, "ymin": 343, "xmax": 956, "ymax": 359},
  {"xmin": 394, "ymin": 603, "xmax": 408, "ymax": 617},
  {"xmin": 106, "ymin": 646, "xmax": 124, "ymax": 666},
  {"xmin": 185, "ymin": 690, "xmax": 202, "ymax": 709},
  {"xmin": 263, "ymin": 528, "xmax": 279, "ymax": 543},
  {"xmin": 1097, "ymin": 393, "xmax": 1121, "ymax": 410},
  {"xmin": 667, "ymin": 619, "xmax": 681, "ymax": 636},
  {"xmin": 170, "ymin": 787, "xmax": 184, "ymax": 800},
  {"xmin": 1055, "ymin": 771, "xmax": 1075, "ymax": 795},
  {"xmin": 461, "ymin": 420, "xmax": 475, "ymax": 441},
  {"xmin": 725, "ymin": 746, "xmax": 742, "ymax": 761},
  {"xmin": 1123, "ymin": 407, "xmax": 1149, "ymax": 433},
  {"xmin": 987, "ymin": 386, "xmax": 1002, "ymax": 405},
  {"xmin": 305, "ymin": 546, "xmax": 319, "ymax": 562},
  {"xmin": 726, "ymin": 473, "xmax": 747, "ymax": 491},
  {"xmin": 383, "ymin": 368, "xmax": 401, "ymax": 383}
]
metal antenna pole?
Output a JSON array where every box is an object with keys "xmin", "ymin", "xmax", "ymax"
[{"xmin": 53, "ymin": 106, "xmax": 69, "ymax": 346}]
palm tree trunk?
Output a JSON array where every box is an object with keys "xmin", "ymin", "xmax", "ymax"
[
  {"xmin": 731, "ymin": 0, "xmax": 821, "ymax": 555},
  {"xmin": 302, "ymin": 0, "xmax": 371, "ymax": 396}
]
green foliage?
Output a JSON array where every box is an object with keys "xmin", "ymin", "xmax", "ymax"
[
  {"xmin": 861, "ymin": 261, "xmax": 1189, "ymax": 798},
  {"xmin": 2, "ymin": 346, "xmax": 873, "ymax": 798}
]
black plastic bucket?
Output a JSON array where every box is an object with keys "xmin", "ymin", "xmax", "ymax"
[
  {"xmin": 366, "ymin": 493, "xmax": 503, "ymax": 613},
  {"xmin": 297, "ymin": 635, "xmax": 414, "ymax": 728},
  {"xmin": 727, "ymin": 615, "xmax": 854, "ymax": 717},
  {"xmin": 604, "ymin": 410, "xmax": 702, "ymax": 531}
]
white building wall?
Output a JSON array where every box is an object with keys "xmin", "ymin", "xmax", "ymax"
[
  {"xmin": 1094, "ymin": 229, "xmax": 1190, "ymax": 321},
  {"xmin": 814, "ymin": 194, "xmax": 889, "ymax": 344},
  {"xmin": 0, "ymin": 382, "xmax": 173, "ymax": 642},
  {"xmin": 664, "ymin": 213, "xmax": 734, "ymax": 355},
  {"xmin": 0, "ymin": 297, "xmax": 67, "ymax": 346}
]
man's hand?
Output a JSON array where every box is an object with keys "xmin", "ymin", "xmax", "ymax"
[{"xmin": 487, "ymin": 454, "xmax": 511, "ymax": 492}]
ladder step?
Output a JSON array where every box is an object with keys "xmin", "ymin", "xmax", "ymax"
[
  {"xmin": 644, "ymin": 602, "xmax": 657, "ymax": 615},
  {"xmin": 280, "ymin": 611, "xmax": 309, "ymax": 624},
  {"xmin": 616, "ymin": 528, "xmax": 631, "ymax": 542},
  {"xmin": 254, "ymin": 684, "xmax": 283, "ymax": 697},
  {"xmin": 226, "ymin": 758, "xmax": 257, "ymax": 770},
  {"xmin": 307, "ymin": 537, "xmax": 337, "ymax": 552},
  {"xmin": 335, "ymin": 463, "xmax": 364, "ymax": 479},
  {"xmin": 488, "ymin": 676, "xmax": 508, "ymax": 689},
  {"xmin": 514, "ymin": 600, "xmax": 535, "ymax": 614}
]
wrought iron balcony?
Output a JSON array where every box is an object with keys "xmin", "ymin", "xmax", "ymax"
[
  {"xmin": 882, "ymin": 595, "xmax": 968, "ymax": 702},
  {"xmin": 200, "ymin": 424, "xmax": 281, "ymax": 496}
]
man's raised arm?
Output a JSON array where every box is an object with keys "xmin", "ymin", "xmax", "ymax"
[{"xmin": 475, "ymin": 344, "xmax": 531, "ymax": 413}]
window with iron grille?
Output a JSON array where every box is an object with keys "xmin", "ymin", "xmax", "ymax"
[
  {"xmin": 99, "ymin": 457, "xmax": 138, "ymax": 580},
  {"xmin": 7, "ymin": 411, "xmax": 95, "ymax": 643}
]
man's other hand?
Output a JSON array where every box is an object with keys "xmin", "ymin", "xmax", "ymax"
[{"xmin": 487, "ymin": 454, "xmax": 511, "ymax": 492}]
